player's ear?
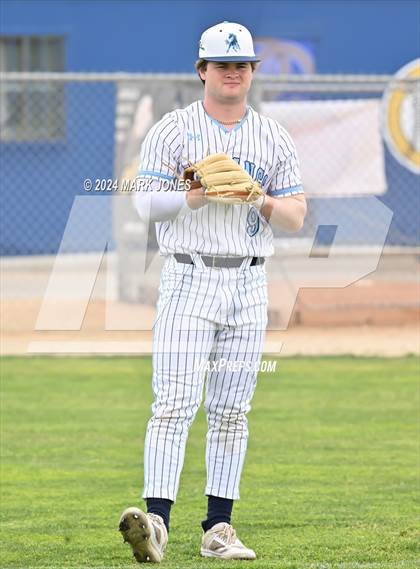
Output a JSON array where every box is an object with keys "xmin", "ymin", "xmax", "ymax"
[
  {"xmin": 195, "ymin": 59, "xmax": 208, "ymax": 83},
  {"xmin": 198, "ymin": 67, "xmax": 206, "ymax": 81}
]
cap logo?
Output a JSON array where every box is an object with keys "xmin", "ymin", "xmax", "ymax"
[{"xmin": 225, "ymin": 33, "xmax": 240, "ymax": 53}]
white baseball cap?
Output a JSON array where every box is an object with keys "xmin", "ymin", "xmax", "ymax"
[{"xmin": 199, "ymin": 21, "xmax": 260, "ymax": 62}]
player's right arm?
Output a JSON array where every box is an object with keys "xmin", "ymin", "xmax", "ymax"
[{"xmin": 134, "ymin": 113, "xmax": 204, "ymax": 221}]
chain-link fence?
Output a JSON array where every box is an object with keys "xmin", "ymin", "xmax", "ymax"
[
  {"xmin": 0, "ymin": 72, "xmax": 418, "ymax": 337},
  {"xmin": 0, "ymin": 72, "xmax": 418, "ymax": 257}
]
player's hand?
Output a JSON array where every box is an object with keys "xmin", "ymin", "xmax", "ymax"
[
  {"xmin": 184, "ymin": 153, "xmax": 263, "ymax": 205},
  {"xmin": 185, "ymin": 184, "xmax": 208, "ymax": 210}
]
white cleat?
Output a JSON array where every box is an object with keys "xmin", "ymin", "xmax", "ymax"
[
  {"xmin": 118, "ymin": 506, "xmax": 168, "ymax": 563},
  {"xmin": 201, "ymin": 522, "xmax": 256, "ymax": 560}
]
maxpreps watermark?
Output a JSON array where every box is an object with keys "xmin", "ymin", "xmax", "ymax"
[
  {"xmin": 83, "ymin": 177, "xmax": 191, "ymax": 192},
  {"xmin": 194, "ymin": 358, "xmax": 277, "ymax": 373}
]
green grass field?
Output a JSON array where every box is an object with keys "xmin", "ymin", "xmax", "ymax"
[{"xmin": 1, "ymin": 356, "xmax": 418, "ymax": 569}]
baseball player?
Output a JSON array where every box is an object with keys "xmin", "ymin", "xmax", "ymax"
[{"xmin": 119, "ymin": 21, "xmax": 306, "ymax": 563}]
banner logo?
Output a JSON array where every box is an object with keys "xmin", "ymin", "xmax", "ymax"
[{"xmin": 381, "ymin": 58, "xmax": 420, "ymax": 174}]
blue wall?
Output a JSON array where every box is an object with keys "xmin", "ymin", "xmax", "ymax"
[
  {"xmin": 1, "ymin": 0, "xmax": 419, "ymax": 254},
  {"xmin": 2, "ymin": 0, "xmax": 418, "ymax": 73}
]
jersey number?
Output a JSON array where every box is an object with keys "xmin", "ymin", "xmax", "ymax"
[{"xmin": 246, "ymin": 208, "xmax": 260, "ymax": 237}]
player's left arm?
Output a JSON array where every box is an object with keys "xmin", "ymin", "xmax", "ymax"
[
  {"xmin": 260, "ymin": 126, "xmax": 307, "ymax": 232},
  {"xmin": 260, "ymin": 193, "xmax": 306, "ymax": 232}
]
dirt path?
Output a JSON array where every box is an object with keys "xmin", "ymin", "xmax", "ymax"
[{"xmin": 1, "ymin": 299, "xmax": 417, "ymax": 357}]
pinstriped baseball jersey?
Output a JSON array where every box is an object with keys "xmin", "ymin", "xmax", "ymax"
[{"xmin": 138, "ymin": 100, "xmax": 303, "ymax": 257}]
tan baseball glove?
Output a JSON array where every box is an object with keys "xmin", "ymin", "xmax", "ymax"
[{"xmin": 184, "ymin": 153, "xmax": 264, "ymax": 205}]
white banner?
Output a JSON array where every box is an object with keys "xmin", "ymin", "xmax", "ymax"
[{"xmin": 261, "ymin": 99, "xmax": 387, "ymax": 196}]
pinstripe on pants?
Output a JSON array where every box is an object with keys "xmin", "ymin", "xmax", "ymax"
[{"xmin": 143, "ymin": 254, "xmax": 267, "ymax": 501}]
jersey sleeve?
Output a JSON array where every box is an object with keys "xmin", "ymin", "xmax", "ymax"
[
  {"xmin": 267, "ymin": 126, "xmax": 304, "ymax": 198},
  {"xmin": 138, "ymin": 113, "xmax": 182, "ymax": 181}
]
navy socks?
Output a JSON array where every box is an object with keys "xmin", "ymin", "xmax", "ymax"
[
  {"xmin": 201, "ymin": 495, "xmax": 234, "ymax": 532},
  {"xmin": 146, "ymin": 498, "xmax": 173, "ymax": 532},
  {"xmin": 146, "ymin": 495, "xmax": 233, "ymax": 533}
]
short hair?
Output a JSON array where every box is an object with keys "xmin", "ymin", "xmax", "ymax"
[{"xmin": 195, "ymin": 59, "xmax": 257, "ymax": 84}]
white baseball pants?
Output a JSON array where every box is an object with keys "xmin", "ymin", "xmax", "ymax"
[{"xmin": 142, "ymin": 254, "xmax": 268, "ymax": 501}]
